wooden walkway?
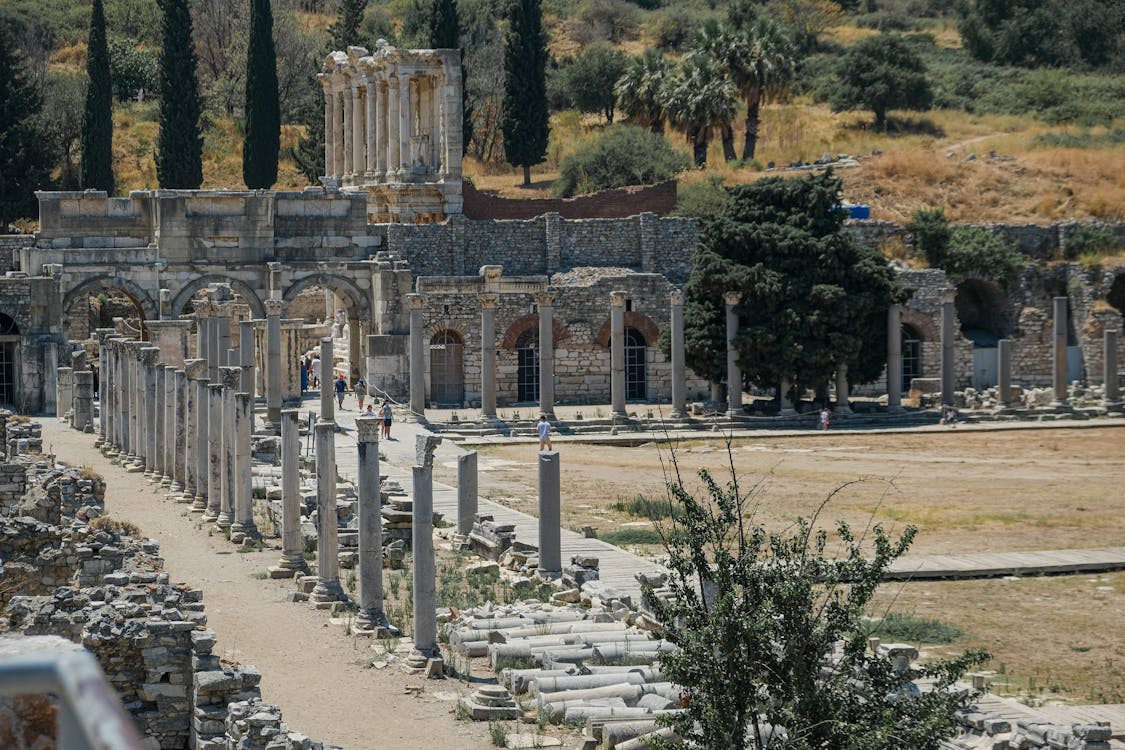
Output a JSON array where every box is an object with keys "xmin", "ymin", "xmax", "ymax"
[{"xmin": 324, "ymin": 407, "xmax": 1125, "ymax": 598}]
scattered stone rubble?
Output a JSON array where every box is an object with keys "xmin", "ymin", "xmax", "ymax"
[{"xmin": 947, "ymin": 707, "xmax": 1113, "ymax": 750}]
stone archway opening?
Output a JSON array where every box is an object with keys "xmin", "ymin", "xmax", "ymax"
[
  {"xmin": 429, "ymin": 330, "xmax": 464, "ymax": 406},
  {"xmin": 0, "ymin": 313, "xmax": 18, "ymax": 406},
  {"xmin": 64, "ymin": 283, "xmax": 149, "ymax": 342},
  {"xmin": 955, "ymin": 278, "xmax": 1012, "ymax": 347},
  {"xmin": 901, "ymin": 323, "xmax": 922, "ymax": 392},
  {"xmin": 1108, "ymin": 272, "xmax": 1125, "ymax": 316},
  {"xmin": 178, "ymin": 283, "xmax": 261, "ymax": 352},
  {"xmin": 285, "ymin": 278, "xmax": 371, "ymax": 385}
]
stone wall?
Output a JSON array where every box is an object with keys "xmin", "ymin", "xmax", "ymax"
[
  {"xmin": 462, "ymin": 180, "xmax": 678, "ymax": 221},
  {"xmin": 848, "ymin": 219, "xmax": 1125, "ymax": 261}
]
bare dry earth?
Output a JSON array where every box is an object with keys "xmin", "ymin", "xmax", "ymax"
[
  {"xmin": 436, "ymin": 426, "xmax": 1125, "ymax": 703},
  {"xmin": 39, "ymin": 420, "xmax": 492, "ymax": 750}
]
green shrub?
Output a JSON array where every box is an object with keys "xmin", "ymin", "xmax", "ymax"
[
  {"xmin": 1034, "ymin": 128, "xmax": 1125, "ymax": 148},
  {"xmin": 1065, "ymin": 224, "xmax": 1120, "ymax": 259},
  {"xmin": 943, "ymin": 227, "xmax": 1025, "ymax": 286},
  {"xmin": 907, "ymin": 207, "xmax": 951, "ymax": 265},
  {"xmin": 673, "ymin": 174, "xmax": 732, "ymax": 221},
  {"xmin": 553, "ymin": 124, "xmax": 689, "ymax": 197},
  {"xmin": 610, "ymin": 493, "xmax": 684, "ymax": 520},
  {"xmin": 597, "ymin": 528, "xmax": 664, "ymax": 546},
  {"xmin": 866, "ymin": 612, "xmax": 964, "ymax": 644}
]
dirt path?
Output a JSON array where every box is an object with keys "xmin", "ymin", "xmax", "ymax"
[{"xmin": 39, "ymin": 419, "xmax": 491, "ymax": 750}]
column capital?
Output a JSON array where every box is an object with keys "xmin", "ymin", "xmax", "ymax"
[
  {"xmin": 192, "ymin": 299, "xmax": 214, "ymax": 317},
  {"xmin": 724, "ymin": 291, "xmax": 743, "ymax": 306},
  {"xmin": 477, "ymin": 293, "xmax": 499, "ymax": 309},
  {"xmin": 141, "ymin": 347, "xmax": 161, "ymax": 366},
  {"xmin": 265, "ymin": 299, "xmax": 283, "ymax": 317},
  {"xmin": 670, "ymin": 289, "xmax": 684, "ymax": 306},
  {"xmin": 533, "ymin": 291, "xmax": 555, "ymax": 307},
  {"xmin": 356, "ymin": 416, "xmax": 380, "ymax": 444},
  {"xmin": 407, "ymin": 293, "xmax": 426, "ymax": 310},
  {"xmin": 610, "ymin": 291, "xmax": 627, "ymax": 308},
  {"xmin": 220, "ymin": 366, "xmax": 241, "ymax": 389},
  {"xmin": 184, "ymin": 359, "xmax": 208, "ymax": 380}
]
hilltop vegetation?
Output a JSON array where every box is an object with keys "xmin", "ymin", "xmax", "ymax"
[{"xmin": 1, "ymin": 0, "xmax": 1123, "ymax": 227}]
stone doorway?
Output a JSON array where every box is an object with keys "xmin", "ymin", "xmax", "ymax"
[
  {"xmin": 516, "ymin": 329, "xmax": 539, "ymax": 403},
  {"xmin": 902, "ymin": 324, "xmax": 922, "ymax": 392},
  {"xmin": 430, "ymin": 330, "xmax": 464, "ymax": 406},
  {"xmin": 625, "ymin": 328, "xmax": 647, "ymax": 400},
  {"xmin": 0, "ymin": 315, "xmax": 18, "ymax": 406}
]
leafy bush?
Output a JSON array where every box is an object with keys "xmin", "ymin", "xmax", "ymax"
[
  {"xmin": 108, "ymin": 38, "xmax": 158, "ymax": 101},
  {"xmin": 1065, "ymin": 224, "xmax": 1120, "ymax": 259},
  {"xmin": 907, "ymin": 207, "xmax": 951, "ymax": 264},
  {"xmin": 597, "ymin": 528, "xmax": 664, "ymax": 545},
  {"xmin": 553, "ymin": 124, "xmax": 689, "ymax": 197},
  {"xmin": 573, "ymin": 0, "xmax": 641, "ymax": 44},
  {"xmin": 610, "ymin": 493, "xmax": 684, "ymax": 520},
  {"xmin": 1035, "ymin": 128, "xmax": 1125, "ymax": 149},
  {"xmin": 943, "ymin": 227, "xmax": 1025, "ymax": 286},
  {"xmin": 650, "ymin": 6, "xmax": 695, "ymax": 51},
  {"xmin": 866, "ymin": 612, "xmax": 964, "ymax": 644},
  {"xmin": 673, "ymin": 175, "xmax": 732, "ymax": 220}
]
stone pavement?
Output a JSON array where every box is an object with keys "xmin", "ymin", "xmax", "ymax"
[{"xmin": 311, "ymin": 395, "xmax": 669, "ymax": 605}]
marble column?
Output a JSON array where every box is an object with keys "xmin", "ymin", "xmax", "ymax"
[
  {"xmin": 172, "ymin": 368, "xmax": 188, "ymax": 495},
  {"xmin": 536, "ymin": 292, "xmax": 555, "ymax": 417},
  {"xmin": 239, "ymin": 321, "xmax": 256, "ymax": 395},
  {"xmin": 269, "ymin": 409, "xmax": 306, "ymax": 578},
  {"xmin": 216, "ymin": 366, "xmax": 240, "ymax": 530},
  {"xmin": 724, "ymin": 291, "xmax": 742, "ymax": 417},
  {"xmin": 142, "ymin": 347, "xmax": 161, "ymax": 476},
  {"xmin": 203, "ymin": 383, "xmax": 223, "ymax": 523},
  {"xmin": 230, "ymin": 392, "xmax": 256, "ymax": 541},
  {"xmin": 610, "ymin": 291, "xmax": 627, "ymax": 418},
  {"xmin": 352, "ymin": 84, "xmax": 365, "ymax": 180},
  {"xmin": 207, "ymin": 317, "xmax": 221, "ymax": 384},
  {"xmin": 162, "ymin": 365, "xmax": 177, "ymax": 487},
  {"xmin": 342, "ymin": 82, "xmax": 353, "ymax": 178},
  {"xmin": 216, "ymin": 317, "xmax": 231, "ymax": 373},
  {"xmin": 537, "ymin": 451, "xmax": 561, "ymax": 577},
  {"xmin": 411, "ymin": 436, "xmax": 442, "ymax": 658},
  {"xmin": 456, "ymin": 451, "xmax": 477, "ymax": 537},
  {"xmin": 398, "ymin": 74, "xmax": 411, "ymax": 175},
  {"xmin": 56, "ymin": 366, "xmax": 72, "ymax": 421},
  {"xmin": 670, "ymin": 290, "xmax": 686, "ymax": 418},
  {"xmin": 355, "ymin": 416, "xmax": 385, "ymax": 630},
  {"xmin": 375, "ymin": 81, "xmax": 387, "ymax": 177},
  {"xmin": 779, "ymin": 377, "xmax": 797, "ymax": 416},
  {"xmin": 323, "ymin": 82, "xmax": 335, "ymax": 179},
  {"xmin": 1105, "ymin": 329, "xmax": 1120, "ymax": 409},
  {"xmin": 835, "ymin": 363, "xmax": 852, "ymax": 414},
  {"xmin": 127, "ymin": 344, "xmax": 142, "ymax": 467},
  {"xmin": 348, "ymin": 317, "xmax": 363, "ymax": 384},
  {"xmin": 408, "ymin": 294, "xmax": 426, "ymax": 417},
  {"xmin": 185, "ymin": 362, "xmax": 208, "ymax": 509},
  {"xmin": 320, "ymin": 337, "xmax": 334, "ymax": 421},
  {"xmin": 1052, "ymin": 296, "xmax": 1068, "ymax": 405},
  {"xmin": 365, "ymin": 79, "xmax": 377, "ymax": 176},
  {"xmin": 311, "ymin": 420, "xmax": 346, "ymax": 606},
  {"xmin": 997, "ymin": 339, "xmax": 1012, "ymax": 409},
  {"xmin": 151, "ymin": 362, "xmax": 165, "ymax": 480},
  {"xmin": 886, "ymin": 304, "xmax": 903, "ymax": 412},
  {"xmin": 940, "ymin": 300, "xmax": 955, "ymax": 408},
  {"xmin": 265, "ymin": 300, "xmax": 283, "ymax": 432},
  {"xmin": 479, "ymin": 294, "xmax": 498, "ymax": 420},
  {"xmin": 73, "ymin": 371, "xmax": 94, "ymax": 433},
  {"xmin": 387, "ymin": 76, "xmax": 400, "ymax": 178}
]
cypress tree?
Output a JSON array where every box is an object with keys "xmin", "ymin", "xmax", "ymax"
[
  {"xmin": 80, "ymin": 0, "xmax": 115, "ymax": 193},
  {"xmin": 0, "ymin": 22, "xmax": 56, "ymax": 226},
  {"xmin": 243, "ymin": 0, "xmax": 280, "ymax": 189},
  {"xmin": 155, "ymin": 0, "xmax": 203, "ymax": 189},
  {"xmin": 427, "ymin": 0, "xmax": 473, "ymax": 155},
  {"xmin": 501, "ymin": 0, "xmax": 549, "ymax": 186}
]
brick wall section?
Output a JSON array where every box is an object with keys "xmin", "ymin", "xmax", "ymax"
[{"xmin": 462, "ymin": 180, "xmax": 678, "ymax": 220}]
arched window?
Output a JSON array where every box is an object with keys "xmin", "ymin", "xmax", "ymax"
[
  {"xmin": 902, "ymin": 324, "xmax": 922, "ymax": 392},
  {"xmin": 429, "ymin": 330, "xmax": 463, "ymax": 406},
  {"xmin": 625, "ymin": 328, "xmax": 647, "ymax": 400},
  {"xmin": 516, "ymin": 329, "xmax": 539, "ymax": 403}
]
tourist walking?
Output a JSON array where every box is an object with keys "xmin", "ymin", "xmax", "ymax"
[
  {"xmin": 354, "ymin": 378, "xmax": 367, "ymax": 411},
  {"xmin": 537, "ymin": 414, "xmax": 553, "ymax": 451},
  {"xmin": 309, "ymin": 355, "xmax": 321, "ymax": 390},
  {"xmin": 819, "ymin": 407, "xmax": 830, "ymax": 431},
  {"xmin": 379, "ymin": 399, "xmax": 393, "ymax": 439},
  {"xmin": 334, "ymin": 373, "xmax": 347, "ymax": 409}
]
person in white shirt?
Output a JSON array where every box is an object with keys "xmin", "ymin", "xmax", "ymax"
[{"xmin": 537, "ymin": 415, "xmax": 553, "ymax": 451}]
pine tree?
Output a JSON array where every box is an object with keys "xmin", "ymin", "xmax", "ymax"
[
  {"xmin": 427, "ymin": 0, "xmax": 472, "ymax": 155},
  {"xmin": 155, "ymin": 0, "xmax": 203, "ymax": 188},
  {"xmin": 0, "ymin": 22, "xmax": 56, "ymax": 226},
  {"xmin": 80, "ymin": 0, "xmax": 115, "ymax": 193},
  {"xmin": 501, "ymin": 0, "xmax": 549, "ymax": 186},
  {"xmin": 291, "ymin": 0, "xmax": 367, "ymax": 184},
  {"xmin": 242, "ymin": 0, "xmax": 280, "ymax": 189}
]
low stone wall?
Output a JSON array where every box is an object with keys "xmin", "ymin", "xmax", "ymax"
[{"xmin": 462, "ymin": 180, "xmax": 679, "ymax": 221}]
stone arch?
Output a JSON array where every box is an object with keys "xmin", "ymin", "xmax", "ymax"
[
  {"xmin": 282, "ymin": 273, "xmax": 371, "ymax": 321},
  {"xmin": 955, "ymin": 278, "xmax": 1012, "ymax": 346},
  {"xmin": 500, "ymin": 313, "xmax": 571, "ymax": 350},
  {"xmin": 62, "ymin": 275, "xmax": 159, "ymax": 328},
  {"xmin": 594, "ymin": 311, "xmax": 660, "ymax": 348},
  {"xmin": 171, "ymin": 275, "xmax": 267, "ymax": 319},
  {"xmin": 900, "ymin": 308, "xmax": 937, "ymax": 344},
  {"xmin": 1108, "ymin": 272, "xmax": 1125, "ymax": 315}
]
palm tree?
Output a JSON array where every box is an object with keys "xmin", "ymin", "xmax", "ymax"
[
  {"xmin": 686, "ymin": 20, "xmax": 739, "ymax": 162},
  {"xmin": 660, "ymin": 54, "xmax": 737, "ymax": 168},
  {"xmin": 615, "ymin": 48, "xmax": 670, "ymax": 135},
  {"xmin": 729, "ymin": 19, "xmax": 795, "ymax": 160}
]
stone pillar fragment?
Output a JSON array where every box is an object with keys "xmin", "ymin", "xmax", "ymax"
[
  {"xmin": 997, "ymin": 339, "xmax": 1012, "ymax": 409},
  {"xmin": 162, "ymin": 366, "xmax": 177, "ymax": 487},
  {"xmin": 73, "ymin": 371, "xmax": 94, "ymax": 433},
  {"xmin": 187, "ymin": 363, "xmax": 209, "ymax": 511},
  {"xmin": 239, "ymin": 321, "xmax": 256, "ymax": 396},
  {"xmin": 724, "ymin": 291, "xmax": 742, "ymax": 417},
  {"xmin": 216, "ymin": 367, "xmax": 240, "ymax": 530},
  {"xmin": 1104, "ymin": 329, "xmax": 1120, "ymax": 410},
  {"xmin": 265, "ymin": 300, "xmax": 283, "ymax": 432},
  {"xmin": 320, "ymin": 337, "xmax": 335, "ymax": 422},
  {"xmin": 1052, "ymin": 296, "xmax": 1068, "ymax": 405},
  {"xmin": 142, "ymin": 348, "xmax": 161, "ymax": 476},
  {"xmin": 410, "ymin": 435, "xmax": 442, "ymax": 660},
  {"xmin": 536, "ymin": 292, "xmax": 555, "ymax": 417},
  {"xmin": 270, "ymin": 409, "xmax": 307, "ymax": 578},
  {"xmin": 355, "ymin": 416, "xmax": 385, "ymax": 631},
  {"xmin": 230, "ymin": 392, "xmax": 257, "ymax": 542},
  {"xmin": 610, "ymin": 291, "xmax": 627, "ymax": 418},
  {"xmin": 323, "ymin": 81, "xmax": 335, "ymax": 179},
  {"xmin": 835, "ymin": 363, "xmax": 852, "ymax": 415},
  {"xmin": 537, "ymin": 451, "xmax": 561, "ymax": 577},
  {"xmin": 408, "ymin": 294, "xmax": 426, "ymax": 417},
  {"xmin": 670, "ymin": 290, "xmax": 686, "ymax": 418},
  {"xmin": 172, "ymin": 368, "xmax": 188, "ymax": 495},
  {"xmin": 56, "ymin": 366, "xmax": 72, "ymax": 421},
  {"xmin": 479, "ymin": 294, "xmax": 498, "ymax": 420},
  {"xmin": 886, "ymin": 305, "xmax": 903, "ymax": 412},
  {"xmin": 204, "ymin": 383, "xmax": 223, "ymax": 522},
  {"xmin": 311, "ymin": 420, "xmax": 346, "ymax": 606},
  {"xmin": 940, "ymin": 300, "xmax": 955, "ymax": 408},
  {"xmin": 456, "ymin": 452, "xmax": 477, "ymax": 538}
]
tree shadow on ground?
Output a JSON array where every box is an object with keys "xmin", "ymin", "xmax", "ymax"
[{"xmin": 845, "ymin": 117, "xmax": 946, "ymax": 137}]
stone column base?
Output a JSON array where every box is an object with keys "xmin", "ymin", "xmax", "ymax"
[
  {"xmin": 268, "ymin": 555, "xmax": 308, "ymax": 579},
  {"xmin": 310, "ymin": 580, "xmax": 347, "ymax": 608},
  {"xmin": 404, "ymin": 650, "xmax": 443, "ymax": 677}
]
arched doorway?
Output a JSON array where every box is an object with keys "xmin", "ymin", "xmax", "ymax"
[
  {"xmin": 516, "ymin": 329, "xmax": 539, "ymax": 403},
  {"xmin": 901, "ymin": 324, "xmax": 922, "ymax": 392},
  {"xmin": 62, "ymin": 277, "xmax": 156, "ymax": 342},
  {"xmin": 0, "ymin": 314, "xmax": 18, "ymax": 406},
  {"xmin": 625, "ymin": 328, "xmax": 647, "ymax": 400},
  {"xmin": 430, "ymin": 330, "xmax": 464, "ymax": 406},
  {"xmin": 1108, "ymin": 272, "xmax": 1125, "ymax": 315}
]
